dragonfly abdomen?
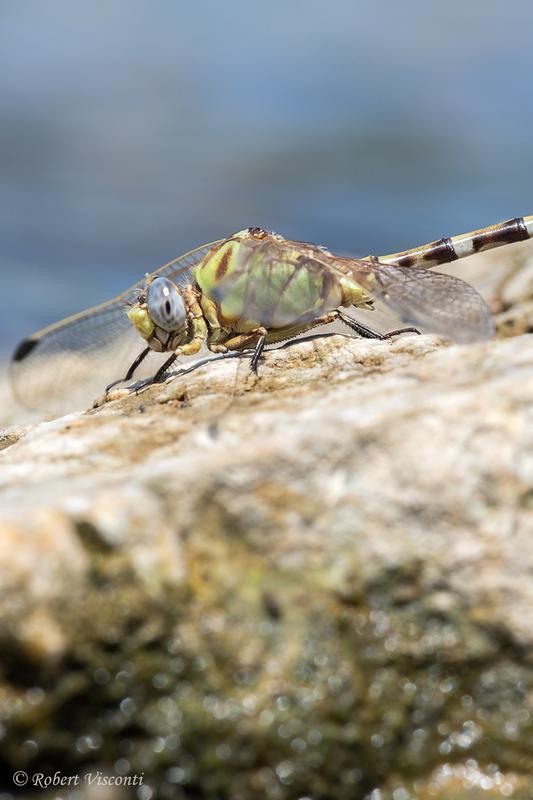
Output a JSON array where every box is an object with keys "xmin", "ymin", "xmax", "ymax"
[{"xmin": 379, "ymin": 215, "xmax": 533, "ymax": 269}]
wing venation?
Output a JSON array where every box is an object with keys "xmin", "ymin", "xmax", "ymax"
[{"xmin": 9, "ymin": 240, "xmax": 221, "ymax": 413}]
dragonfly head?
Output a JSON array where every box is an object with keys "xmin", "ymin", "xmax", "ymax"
[{"xmin": 128, "ymin": 276, "xmax": 188, "ymax": 352}]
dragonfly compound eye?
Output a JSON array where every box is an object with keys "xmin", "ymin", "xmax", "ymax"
[{"xmin": 146, "ymin": 277, "xmax": 187, "ymax": 332}]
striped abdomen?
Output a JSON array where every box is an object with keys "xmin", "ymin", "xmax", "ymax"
[{"xmin": 378, "ymin": 216, "xmax": 533, "ymax": 268}]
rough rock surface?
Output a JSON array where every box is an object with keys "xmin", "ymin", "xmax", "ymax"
[{"xmin": 0, "ymin": 242, "xmax": 532, "ymax": 800}]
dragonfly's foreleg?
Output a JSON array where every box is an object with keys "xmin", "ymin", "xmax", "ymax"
[
  {"xmin": 200, "ymin": 294, "xmax": 226, "ymax": 345},
  {"xmin": 105, "ymin": 346, "xmax": 151, "ymax": 393},
  {"xmin": 181, "ymin": 287, "xmax": 208, "ymax": 355},
  {"xmin": 151, "ymin": 352, "xmax": 178, "ymax": 382},
  {"xmin": 114, "ymin": 351, "xmax": 179, "ymax": 397},
  {"xmin": 147, "ymin": 296, "xmax": 207, "ymax": 383},
  {"xmin": 336, "ymin": 311, "xmax": 420, "ymax": 340}
]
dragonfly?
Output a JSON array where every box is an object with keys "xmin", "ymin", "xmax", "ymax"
[{"xmin": 9, "ymin": 215, "xmax": 533, "ymax": 414}]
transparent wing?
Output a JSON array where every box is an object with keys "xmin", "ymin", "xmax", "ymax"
[
  {"xmin": 339, "ymin": 258, "xmax": 495, "ymax": 342},
  {"xmin": 152, "ymin": 240, "xmax": 223, "ymax": 287},
  {"xmin": 208, "ymin": 238, "xmax": 494, "ymax": 342},
  {"xmin": 9, "ymin": 240, "xmax": 221, "ymax": 414}
]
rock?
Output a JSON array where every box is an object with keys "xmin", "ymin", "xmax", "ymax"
[
  {"xmin": 0, "ymin": 326, "xmax": 532, "ymax": 800},
  {"xmin": 0, "ymin": 239, "xmax": 532, "ymax": 799}
]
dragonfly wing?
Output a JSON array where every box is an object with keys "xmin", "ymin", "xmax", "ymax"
[
  {"xmin": 150, "ymin": 240, "xmax": 222, "ymax": 287},
  {"xmin": 206, "ymin": 238, "xmax": 494, "ymax": 343},
  {"xmin": 191, "ymin": 236, "xmax": 495, "ymax": 343},
  {"xmin": 10, "ymin": 295, "xmax": 159, "ymax": 414},
  {"xmin": 341, "ymin": 260, "xmax": 495, "ymax": 343},
  {"xmin": 9, "ymin": 240, "xmax": 222, "ymax": 414}
]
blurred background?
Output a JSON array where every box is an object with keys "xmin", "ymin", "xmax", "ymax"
[{"xmin": 1, "ymin": 0, "xmax": 533, "ymax": 360}]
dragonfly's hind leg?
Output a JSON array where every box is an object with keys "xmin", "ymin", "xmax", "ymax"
[
  {"xmin": 105, "ymin": 346, "xmax": 151, "ymax": 394},
  {"xmin": 337, "ymin": 311, "xmax": 420, "ymax": 340}
]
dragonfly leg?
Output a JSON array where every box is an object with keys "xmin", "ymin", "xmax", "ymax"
[
  {"xmin": 132, "ymin": 336, "xmax": 205, "ymax": 394},
  {"xmin": 127, "ymin": 352, "xmax": 179, "ymax": 395},
  {"xmin": 152, "ymin": 352, "xmax": 178, "ymax": 383},
  {"xmin": 378, "ymin": 326, "xmax": 421, "ymax": 339},
  {"xmin": 337, "ymin": 311, "xmax": 420, "ymax": 339},
  {"xmin": 275, "ymin": 331, "xmax": 349, "ymax": 350},
  {"xmin": 217, "ymin": 327, "xmax": 269, "ymax": 374},
  {"xmin": 105, "ymin": 346, "xmax": 151, "ymax": 393},
  {"xmin": 250, "ymin": 332, "xmax": 267, "ymax": 374}
]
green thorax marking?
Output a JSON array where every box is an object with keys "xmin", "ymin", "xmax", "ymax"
[{"xmin": 194, "ymin": 234, "xmax": 370, "ymax": 331}]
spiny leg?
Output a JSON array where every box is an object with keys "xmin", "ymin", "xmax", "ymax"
[
  {"xmin": 250, "ymin": 331, "xmax": 267, "ymax": 374},
  {"xmin": 105, "ymin": 346, "xmax": 150, "ymax": 393},
  {"xmin": 276, "ymin": 331, "xmax": 350, "ymax": 350},
  {"xmin": 127, "ymin": 352, "xmax": 179, "ymax": 395},
  {"xmin": 152, "ymin": 352, "xmax": 178, "ymax": 383},
  {"xmin": 274, "ymin": 316, "xmax": 418, "ymax": 356},
  {"xmin": 336, "ymin": 310, "xmax": 420, "ymax": 339}
]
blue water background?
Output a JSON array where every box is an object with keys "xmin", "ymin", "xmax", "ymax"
[{"xmin": 1, "ymin": 0, "xmax": 533, "ymax": 357}]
